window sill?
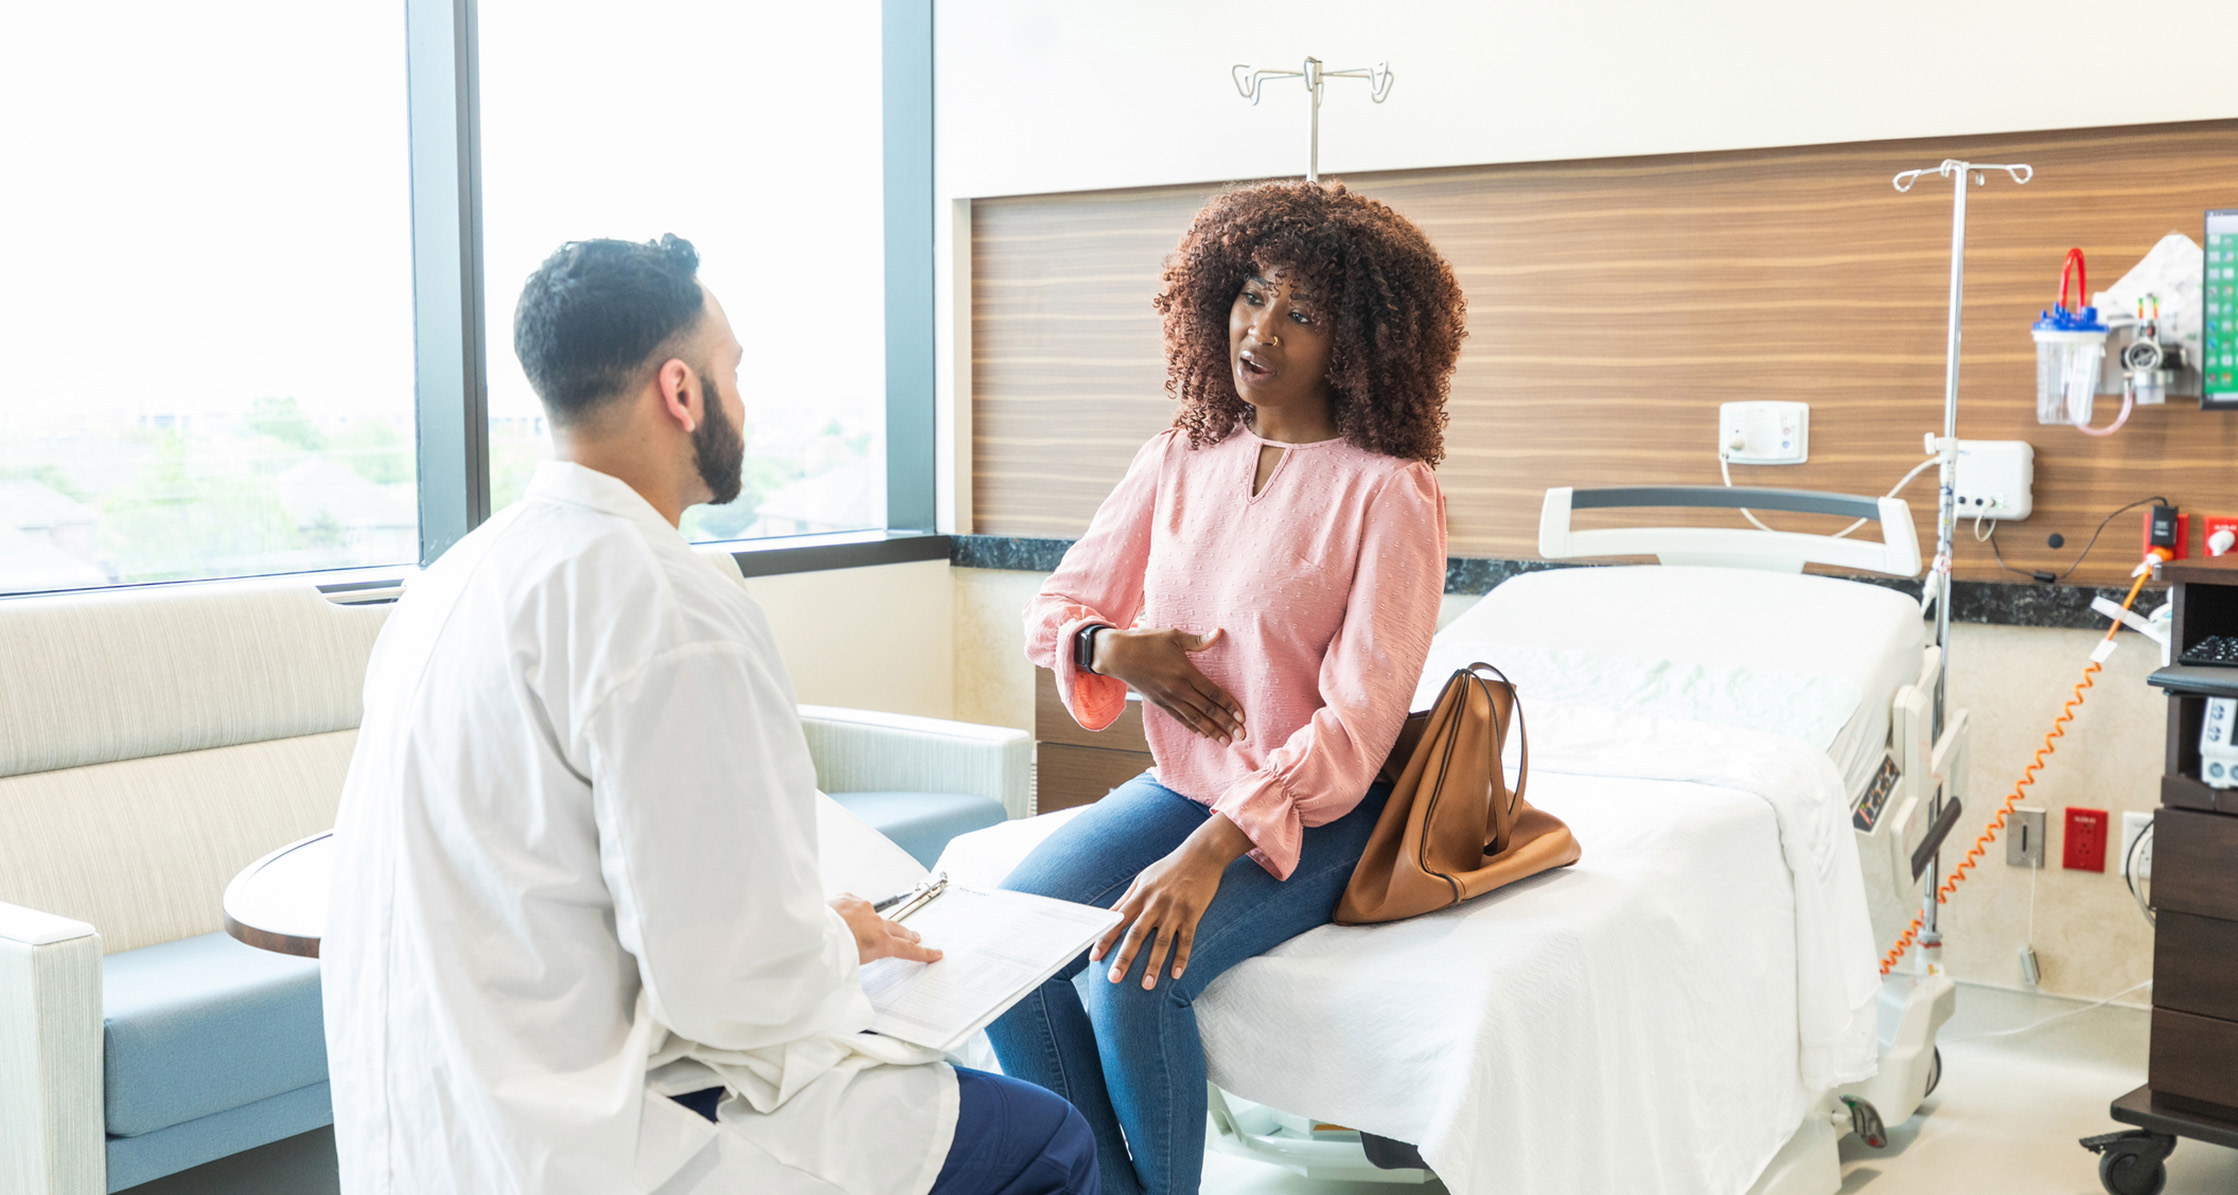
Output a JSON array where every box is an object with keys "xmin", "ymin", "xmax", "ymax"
[
  {"xmin": 1, "ymin": 533, "xmax": 954, "ymax": 609},
  {"xmin": 712, "ymin": 530, "xmax": 951, "ymax": 578}
]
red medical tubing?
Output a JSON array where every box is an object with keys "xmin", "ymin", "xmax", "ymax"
[{"xmin": 2056, "ymin": 247, "xmax": 2088, "ymax": 313}]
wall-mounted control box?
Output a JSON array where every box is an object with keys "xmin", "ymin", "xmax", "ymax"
[
  {"xmin": 1719, "ymin": 401, "xmax": 1809, "ymax": 465},
  {"xmin": 2006, "ymin": 806, "xmax": 2046, "ymax": 868},
  {"xmin": 1951, "ymin": 440, "xmax": 2034, "ymax": 521}
]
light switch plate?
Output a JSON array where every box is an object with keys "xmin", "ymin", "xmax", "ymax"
[
  {"xmin": 1719, "ymin": 401, "xmax": 1809, "ymax": 465},
  {"xmin": 1952, "ymin": 440, "xmax": 2035, "ymax": 521}
]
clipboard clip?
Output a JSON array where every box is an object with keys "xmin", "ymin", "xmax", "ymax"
[{"xmin": 875, "ymin": 870, "xmax": 949, "ymax": 922}]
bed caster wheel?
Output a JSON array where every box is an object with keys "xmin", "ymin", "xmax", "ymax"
[
  {"xmin": 1923, "ymin": 1047, "xmax": 1941, "ymax": 1098},
  {"xmin": 2082, "ymin": 1130, "xmax": 2173, "ymax": 1195},
  {"xmin": 1841, "ymin": 1096, "xmax": 1888, "ymax": 1149}
]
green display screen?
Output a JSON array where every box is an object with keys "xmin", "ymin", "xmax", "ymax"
[{"xmin": 2208, "ymin": 210, "xmax": 2238, "ymax": 405}]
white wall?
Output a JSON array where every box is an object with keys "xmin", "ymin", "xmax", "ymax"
[
  {"xmin": 936, "ymin": 0, "xmax": 2238, "ymax": 201},
  {"xmin": 744, "ymin": 559, "xmax": 954, "ymax": 718}
]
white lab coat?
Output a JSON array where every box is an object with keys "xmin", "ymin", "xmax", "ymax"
[{"xmin": 323, "ymin": 462, "xmax": 957, "ymax": 1195}]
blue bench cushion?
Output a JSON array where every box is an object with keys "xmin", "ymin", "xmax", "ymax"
[
  {"xmin": 828, "ymin": 790, "xmax": 1007, "ymax": 867},
  {"xmin": 103, "ymin": 930, "xmax": 326, "ymax": 1138}
]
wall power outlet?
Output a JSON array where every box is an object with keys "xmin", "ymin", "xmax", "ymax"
[{"xmin": 2064, "ymin": 806, "xmax": 2109, "ymax": 873}]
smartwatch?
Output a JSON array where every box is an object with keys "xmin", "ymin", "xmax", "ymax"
[{"xmin": 1074, "ymin": 623, "xmax": 1112, "ymax": 675}]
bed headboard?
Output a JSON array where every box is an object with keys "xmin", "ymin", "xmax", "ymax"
[{"xmin": 1538, "ymin": 486, "xmax": 1922, "ymax": 576}]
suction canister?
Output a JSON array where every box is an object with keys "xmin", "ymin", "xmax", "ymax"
[{"xmin": 2033, "ymin": 249, "xmax": 2107, "ymax": 426}]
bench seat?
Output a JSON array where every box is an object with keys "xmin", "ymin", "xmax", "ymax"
[{"xmin": 101, "ymin": 932, "xmax": 330, "ymax": 1190}]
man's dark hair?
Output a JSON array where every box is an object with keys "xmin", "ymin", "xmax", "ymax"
[{"xmin": 512, "ymin": 234, "xmax": 706, "ymax": 425}]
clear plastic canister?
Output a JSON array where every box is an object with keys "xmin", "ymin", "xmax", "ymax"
[{"xmin": 2031, "ymin": 326, "xmax": 2108, "ymax": 426}]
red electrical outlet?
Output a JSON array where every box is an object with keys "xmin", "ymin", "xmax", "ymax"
[
  {"xmin": 2064, "ymin": 807, "xmax": 2108, "ymax": 872},
  {"xmin": 2143, "ymin": 510, "xmax": 2191, "ymax": 562},
  {"xmin": 2205, "ymin": 515, "xmax": 2238, "ymax": 559}
]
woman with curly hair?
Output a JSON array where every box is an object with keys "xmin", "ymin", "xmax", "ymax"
[{"xmin": 990, "ymin": 180, "xmax": 1467, "ymax": 1195}]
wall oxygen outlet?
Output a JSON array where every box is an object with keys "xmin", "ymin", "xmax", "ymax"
[
  {"xmin": 1950, "ymin": 440, "xmax": 2034, "ymax": 521},
  {"xmin": 2064, "ymin": 807, "xmax": 2109, "ymax": 872},
  {"xmin": 2006, "ymin": 806, "xmax": 2047, "ymax": 868}
]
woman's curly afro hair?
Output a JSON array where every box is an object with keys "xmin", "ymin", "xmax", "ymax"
[{"xmin": 1153, "ymin": 180, "xmax": 1465, "ymax": 465}]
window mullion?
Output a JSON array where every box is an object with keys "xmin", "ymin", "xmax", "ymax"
[
  {"xmin": 404, "ymin": 0, "xmax": 492, "ymax": 563},
  {"xmin": 882, "ymin": 0, "xmax": 935, "ymax": 533}
]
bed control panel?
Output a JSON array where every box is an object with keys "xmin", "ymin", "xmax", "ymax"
[{"xmin": 1852, "ymin": 755, "xmax": 1901, "ymax": 832}]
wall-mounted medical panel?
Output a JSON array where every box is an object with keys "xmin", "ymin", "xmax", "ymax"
[{"xmin": 970, "ymin": 119, "xmax": 2238, "ymax": 587}]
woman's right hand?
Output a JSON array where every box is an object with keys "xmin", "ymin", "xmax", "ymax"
[{"xmin": 1093, "ymin": 627, "xmax": 1246, "ymax": 744}]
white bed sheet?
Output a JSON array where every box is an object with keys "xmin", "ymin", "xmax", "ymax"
[
  {"xmin": 1438, "ymin": 565, "xmax": 1926, "ymax": 796},
  {"xmin": 937, "ymin": 701, "xmax": 1879, "ymax": 1195}
]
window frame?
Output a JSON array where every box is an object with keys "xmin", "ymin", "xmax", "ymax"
[{"xmin": 405, "ymin": 0, "xmax": 938, "ymax": 574}]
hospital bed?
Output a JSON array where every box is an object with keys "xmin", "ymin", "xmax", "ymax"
[{"xmin": 935, "ymin": 486, "xmax": 1964, "ymax": 1195}]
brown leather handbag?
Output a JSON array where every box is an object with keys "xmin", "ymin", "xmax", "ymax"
[{"xmin": 1335, "ymin": 663, "xmax": 1581, "ymax": 924}]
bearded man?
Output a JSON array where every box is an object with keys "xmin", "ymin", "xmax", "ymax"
[{"xmin": 322, "ymin": 236, "xmax": 1096, "ymax": 1195}]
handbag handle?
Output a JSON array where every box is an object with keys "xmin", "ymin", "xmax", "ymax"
[{"xmin": 1458, "ymin": 662, "xmax": 1529, "ymax": 823}]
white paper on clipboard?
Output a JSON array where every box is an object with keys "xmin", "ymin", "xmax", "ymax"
[{"xmin": 857, "ymin": 887, "xmax": 1120, "ymax": 1053}]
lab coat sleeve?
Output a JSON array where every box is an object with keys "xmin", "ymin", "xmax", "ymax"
[
  {"xmin": 1211, "ymin": 464, "xmax": 1446, "ymax": 879},
  {"xmin": 1022, "ymin": 430, "xmax": 1172, "ymax": 731},
  {"xmin": 578, "ymin": 641, "xmax": 869, "ymax": 1050}
]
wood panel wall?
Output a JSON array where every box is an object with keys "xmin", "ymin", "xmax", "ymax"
[{"xmin": 972, "ymin": 120, "xmax": 2238, "ymax": 587}]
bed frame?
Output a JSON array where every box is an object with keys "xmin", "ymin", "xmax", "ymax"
[{"xmin": 1207, "ymin": 486, "xmax": 1963, "ymax": 1194}]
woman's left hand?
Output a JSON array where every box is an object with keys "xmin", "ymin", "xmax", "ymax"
[{"xmin": 1094, "ymin": 813, "xmax": 1255, "ymax": 990}]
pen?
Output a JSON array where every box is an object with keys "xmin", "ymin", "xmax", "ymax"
[{"xmin": 873, "ymin": 871, "xmax": 948, "ymax": 920}]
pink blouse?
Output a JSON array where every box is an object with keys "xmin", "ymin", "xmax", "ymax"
[{"xmin": 1024, "ymin": 426, "xmax": 1447, "ymax": 879}]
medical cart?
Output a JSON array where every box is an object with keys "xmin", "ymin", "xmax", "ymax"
[{"xmin": 2083, "ymin": 556, "xmax": 2238, "ymax": 1195}]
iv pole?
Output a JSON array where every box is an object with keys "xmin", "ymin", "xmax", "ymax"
[
  {"xmin": 1232, "ymin": 58, "xmax": 1394, "ymax": 182},
  {"xmin": 1890, "ymin": 158, "xmax": 2031, "ymax": 960}
]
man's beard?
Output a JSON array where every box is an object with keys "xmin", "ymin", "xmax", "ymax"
[{"xmin": 693, "ymin": 373, "xmax": 745, "ymax": 506}]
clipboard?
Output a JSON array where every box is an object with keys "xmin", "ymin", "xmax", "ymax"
[{"xmin": 857, "ymin": 883, "xmax": 1121, "ymax": 1053}]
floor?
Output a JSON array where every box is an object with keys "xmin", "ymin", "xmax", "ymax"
[{"xmin": 136, "ymin": 982, "xmax": 2238, "ymax": 1195}]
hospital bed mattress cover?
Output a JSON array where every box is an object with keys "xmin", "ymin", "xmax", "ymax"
[
  {"xmin": 938, "ymin": 699, "xmax": 1880, "ymax": 1195},
  {"xmin": 1436, "ymin": 564, "xmax": 1927, "ymax": 797}
]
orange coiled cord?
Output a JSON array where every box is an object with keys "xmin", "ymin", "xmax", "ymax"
[{"xmin": 1878, "ymin": 567, "xmax": 2154, "ymax": 976}]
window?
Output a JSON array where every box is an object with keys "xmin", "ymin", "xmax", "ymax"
[
  {"xmin": 0, "ymin": 4, "xmax": 416, "ymax": 595},
  {"xmin": 477, "ymin": 0, "xmax": 887, "ymax": 544},
  {"xmin": 0, "ymin": 0, "xmax": 922, "ymax": 599}
]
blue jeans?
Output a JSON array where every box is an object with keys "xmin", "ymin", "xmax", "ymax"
[
  {"xmin": 674, "ymin": 1068, "xmax": 1096, "ymax": 1195},
  {"xmin": 985, "ymin": 773, "xmax": 1390, "ymax": 1195}
]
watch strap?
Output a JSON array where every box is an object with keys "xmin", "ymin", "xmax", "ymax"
[{"xmin": 1075, "ymin": 623, "xmax": 1111, "ymax": 675}]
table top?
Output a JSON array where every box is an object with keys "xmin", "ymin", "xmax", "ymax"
[
  {"xmin": 2161, "ymin": 557, "xmax": 2238, "ymax": 586},
  {"xmin": 223, "ymin": 831, "xmax": 332, "ymax": 958}
]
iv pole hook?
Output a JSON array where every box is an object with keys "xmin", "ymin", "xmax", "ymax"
[
  {"xmin": 1230, "ymin": 56, "xmax": 1394, "ymax": 183},
  {"xmin": 1893, "ymin": 160, "xmax": 2032, "ymax": 192}
]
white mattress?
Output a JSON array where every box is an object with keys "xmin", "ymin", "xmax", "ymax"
[
  {"xmin": 1438, "ymin": 565, "xmax": 1927, "ymax": 797},
  {"xmin": 939, "ymin": 700, "xmax": 1879, "ymax": 1195}
]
